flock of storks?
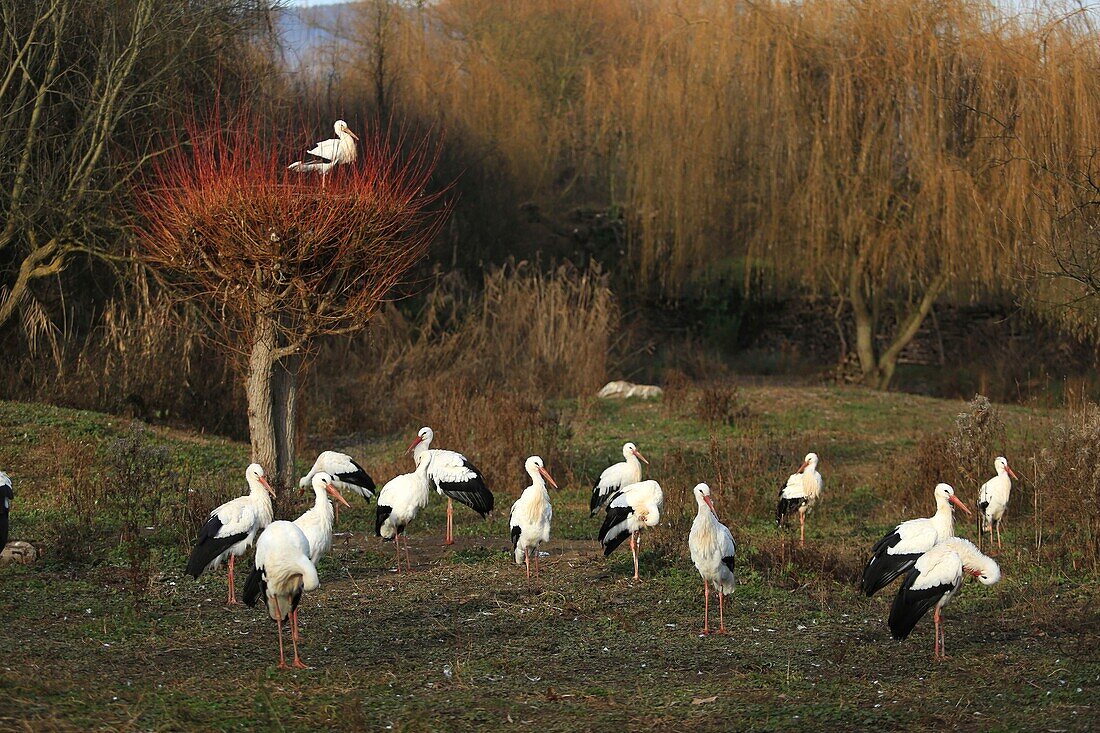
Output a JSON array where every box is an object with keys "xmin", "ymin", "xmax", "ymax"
[{"xmin": 174, "ymin": 423, "xmax": 1018, "ymax": 668}]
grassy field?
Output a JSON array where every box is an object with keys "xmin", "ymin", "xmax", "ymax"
[{"xmin": 0, "ymin": 386, "xmax": 1096, "ymax": 731}]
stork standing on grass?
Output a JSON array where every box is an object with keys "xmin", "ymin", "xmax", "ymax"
[
  {"xmin": 590, "ymin": 442, "xmax": 649, "ymax": 516},
  {"xmin": 299, "ymin": 451, "xmax": 376, "ymax": 523},
  {"xmin": 688, "ymin": 483, "xmax": 736, "ymax": 636},
  {"xmin": 376, "ymin": 451, "xmax": 432, "ymax": 572},
  {"xmin": 977, "ymin": 456, "xmax": 1018, "ymax": 550},
  {"xmin": 0, "ymin": 472, "xmax": 12, "ymax": 549},
  {"xmin": 889, "ymin": 537, "xmax": 1001, "ymax": 660},
  {"xmin": 598, "ymin": 480, "xmax": 664, "ymax": 580},
  {"xmin": 287, "ymin": 119, "xmax": 359, "ymax": 181},
  {"xmin": 294, "ymin": 472, "xmax": 351, "ymax": 565},
  {"xmin": 186, "ymin": 463, "xmax": 275, "ymax": 604},
  {"xmin": 408, "ymin": 427, "xmax": 493, "ymax": 545},
  {"xmin": 861, "ymin": 483, "xmax": 971, "ymax": 597},
  {"xmin": 509, "ymin": 456, "xmax": 558, "ymax": 580},
  {"xmin": 775, "ymin": 452, "xmax": 823, "ymax": 546},
  {"xmin": 242, "ymin": 521, "xmax": 320, "ymax": 669}
]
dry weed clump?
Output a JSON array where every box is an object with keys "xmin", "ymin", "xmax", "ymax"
[
  {"xmin": 1033, "ymin": 404, "xmax": 1100, "ymax": 569},
  {"xmin": 695, "ymin": 384, "xmax": 750, "ymax": 427}
]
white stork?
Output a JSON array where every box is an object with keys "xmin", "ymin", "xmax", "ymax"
[
  {"xmin": 408, "ymin": 427, "xmax": 494, "ymax": 545},
  {"xmin": 590, "ymin": 442, "xmax": 649, "ymax": 516},
  {"xmin": 598, "ymin": 480, "xmax": 664, "ymax": 580},
  {"xmin": 242, "ymin": 521, "xmax": 320, "ymax": 669},
  {"xmin": 186, "ymin": 463, "xmax": 275, "ymax": 604},
  {"xmin": 775, "ymin": 452, "xmax": 823, "ymax": 546},
  {"xmin": 298, "ymin": 450, "xmax": 376, "ymax": 523},
  {"xmin": 688, "ymin": 483, "xmax": 736, "ymax": 635},
  {"xmin": 287, "ymin": 119, "xmax": 359, "ymax": 178},
  {"xmin": 977, "ymin": 456, "xmax": 1018, "ymax": 550},
  {"xmin": 376, "ymin": 451, "xmax": 432, "ymax": 572},
  {"xmin": 889, "ymin": 536, "xmax": 1001, "ymax": 659},
  {"xmin": 861, "ymin": 483, "xmax": 971, "ymax": 597},
  {"xmin": 509, "ymin": 456, "xmax": 558, "ymax": 580},
  {"xmin": 293, "ymin": 472, "xmax": 351, "ymax": 565},
  {"xmin": 0, "ymin": 471, "xmax": 12, "ymax": 549}
]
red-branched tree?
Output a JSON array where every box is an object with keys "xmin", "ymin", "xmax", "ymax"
[{"xmin": 137, "ymin": 113, "xmax": 445, "ymax": 491}]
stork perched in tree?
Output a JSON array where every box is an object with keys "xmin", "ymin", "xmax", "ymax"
[
  {"xmin": 0, "ymin": 471, "xmax": 12, "ymax": 549},
  {"xmin": 775, "ymin": 452, "xmax": 823, "ymax": 546},
  {"xmin": 294, "ymin": 472, "xmax": 351, "ymax": 565},
  {"xmin": 509, "ymin": 456, "xmax": 557, "ymax": 580},
  {"xmin": 889, "ymin": 537, "xmax": 1001, "ymax": 660},
  {"xmin": 288, "ymin": 119, "xmax": 359, "ymax": 179},
  {"xmin": 861, "ymin": 483, "xmax": 971, "ymax": 597},
  {"xmin": 598, "ymin": 480, "xmax": 664, "ymax": 580},
  {"xmin": 376, "ymin": 451, "xmax": 432, "ymax": 572},
  {"xmin": 688, "ymin": 483, "xmax": 736, "ymax": 636},
  {"xmin": 298, "ymin": 451, "xmax": 375, "ymax": 523},
  {"xmin": 977, "ymin": 456, "xmax": 1018, "ymax": 550},
  {"xmin": 242, "ymin": 521, "xmax": 320, "ymax": 669},
  {"xmin": 408, "ymin": 427, "xmax": 493, "ymax": 545},
  {"xmin": 186, "ymin": 463, "xmax": 275, "ymax": 604},
  {"xmin": 590, "ymin": 442, "xmax": 649, "ymax": 516}
]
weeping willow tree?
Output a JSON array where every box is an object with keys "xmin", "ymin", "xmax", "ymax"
[{"xmin": 609, "ymin": 0, "xmax": 1100, "ymax": 388}]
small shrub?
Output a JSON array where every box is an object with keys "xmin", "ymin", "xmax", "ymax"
[
  {"xmin": 694, "ymin": 384, "xmax": 749, "ymax": 427},
  {"xmin": 1033, "ymin": 403, "xmax": 1100, "ymax": 568}
]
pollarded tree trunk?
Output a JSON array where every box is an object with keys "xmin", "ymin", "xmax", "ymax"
[
  {"xmin": 245, "ymin": 312, "xmax": 301, "ymax": 496},
  {"xmin": 271, "ymin": 353, "xmax": 299, "ymax": 493}
]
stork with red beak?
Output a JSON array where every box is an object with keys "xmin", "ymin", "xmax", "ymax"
[
  {"xmin": 509, "ymin": 456, "xmax": 558, "ymax": 580},
  {"xmin": 689, "ymin": 483, "xmax": 736, "ymax": 635},
  {"xmin": 775, "ymin": 452, "xmax": 823, "ymax": 546},
  {"xmin": 294, "ymin": 472, "xmax": 351, "ymax": 565},
  {"xmin": 590, "ymin": 442, "xmax": 649, "ymax": 516},
  {"xmin": 186, "ymin": 463, "xmax": 276, "ymax": 604},
  {"xmin": 287, "ymin": 119, "xmax": 359, "ymax": 177},
  {"xmin": 407, "ymin": 427, "xmax": 493, "ymax": 545},
  {"xmin": 977, "ymin": 456, "xmax": 1019, "ymax": 550},
  {"xmin": 862, "ymin": 483, "xmax": 972, "ymax": 597}
]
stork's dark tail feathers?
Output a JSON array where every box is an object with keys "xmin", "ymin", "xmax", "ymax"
[{"xmin": 242, "ymin": 566, "xmax": 264, "ymax": 608}]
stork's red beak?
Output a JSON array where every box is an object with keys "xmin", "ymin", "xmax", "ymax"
[
  {"xmin": 704, "ymin": 495, "xmax": 715, "ymax": 512},
  {"xmin": 949, "ymin": 495, "xmax": 972, "ymax": 515},
  {"xmin": 632, "ymin": 448, "xmax": 650, "ymax": 465},
  {"xmin": 347, "ymin": 129, "xmax": 359, "ymax": 141},
  {"xmin": 406, "ymin": 436, "xmax": 424, "ymax": 454},
  {"xmin": 798, "ymin": 460, "xmax": 810, "ymax": 473},
  {"xmin": 538, "ymin": 466, "xmax": 559, "ymax": 489},
  {"xmin": 326, "ymin": 483, "xmax": 351, "ymax": 508},
  {"xmin": 259, "ymin": 476, "xmax": 276, "ymax": 497},
  {"xmin": 1006, "ymin": 466, "xmax": 1019, "ymax": 481},
  {"xmin": 968, "ymin": 569, "xmax": 982, "ymax": 578}
]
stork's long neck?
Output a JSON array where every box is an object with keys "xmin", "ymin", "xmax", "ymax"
[
  {"xmin": 932, "ymin": 497, "xmax": 955, "ymax": 538},
  {"xmin": 527, "ymin": 469, "xmax": 549, "ymax": 497},
  {"xmin": 413, "ymin": 438, "xmax": 431, "ymax": 462},
  {"xmin": 313, "ymin": 488, "xmax": 332, "ymax": 515}
]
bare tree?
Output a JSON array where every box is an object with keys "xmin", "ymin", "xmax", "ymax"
[
  {"xmin": 136, "ymin": 115, "xmax": 444, "ymax": 490},
  {"xmin": 0, "ymin": 0, "xmax": 272, "ymax": 334}
]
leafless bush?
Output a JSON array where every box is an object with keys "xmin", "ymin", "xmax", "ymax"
[
  {"xmin": 1033, "ymin": 404, "xmax": 1100, "ymax": 569},
  {"xmin": 948, "ymin": 395, "xmax": 1007, "ymax": 491},
  {"xmin": 695, "ymin": 384, "xmax": 750, "ymax": 427}
]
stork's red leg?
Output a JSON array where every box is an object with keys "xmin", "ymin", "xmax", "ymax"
[
  {"xmin": 933, "ymin": 606, "xmax": 941, "ymax": 660},
  {"xmin": 524, "ymin": 548, "xmax": 530, "ymax": 579},
  {"xmin": 227, "ymin": 554, "xmax": 237, "ymax": 605},
  {"xmin": 403, "ymin": 533, "xmax": 412, "ymax": 572},
  {"xmin": 631, "ymin": 532, "xmax": 640, "ymax": 580},
  {"xmin": 700, "ymin": 581, "xmax": 710, "ymax": 636},
  {"xmin": 717, "ymin": 591, "xmax": 728, "ymax": 635},
  {"xmin": 799, "ymin": 512, "xmax": 805, "ymax": 547},
  {"xmin": 443, "ymin": 499, "xmax": 455, "ymax": 546},
  {"xmin": 290, "ymin": 608, "xmax": 309, "ymax": 669},
  {"xmin": 273, "ymin": 597, "xmax": 287, "ymax": 669}
]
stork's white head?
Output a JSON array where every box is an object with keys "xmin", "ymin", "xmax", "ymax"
[
  {"xmin": 312, "ymin": 471, "xmax": 351, "ymax": 508},
  {"xmin": 693, "ymin": 482, "xmax": 715, "ymax": 513},
  {"xmin": 334, "ymin": 119, "xmax": 359, "ymax": 141},
  {"xmin": 525, "ymin": 455, "xmax": 558, "ymax": 489},
  {"xmin": 970, "ymin": 555, "xmax": 1001, "ymax": 585},
  {"xmin": 994, "ymin": 456, "xmax": 1018, "ymax": 480},
  {"xmin": 407, "ymin": 426, "xmax": 434, "ymax": 454},
  {"xmin": 799, "ymin": 452, "xmax": 818, "ymax": 472},
  {"xmin": 246, "ymin": 463, "xmax": 276, "ymax": 497},
  {"xmin": 934, "ymin": 482, "xmax": 970, "ymax": 515},
  {"xmin": 623, "ymin": 442, "xmax": 649, "ymax": 465}
]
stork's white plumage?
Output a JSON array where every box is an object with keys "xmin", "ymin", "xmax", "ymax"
[
  {"xmin": 590, "ymin": 442, "xmax": 649, "ymax": 516},
  {"xmin": 242, "ymin": 521, "xmax": 320, "ymax": 669},
  {"xmin": 977, "ymin": 456, "xmax": 1018, "ymax": 550},
  {"xmin": 293, "ymin": 472, "xmax": 351, "ymax": 565},
  {"xmin": 186, "ymin": 463, "xmax": 275, "ymax": 604},
  {"xmin": 288, "ymin": 120, "xmax": 359, "ymax": 176},
  {"xmin": 376, "ymin": 451, "xmax": 432, "ymax": 572},
  {"xmin": 509, "ymin": 456, "xmax": 557, "ymax": 580},
  {"xmin": 0, "ymin": 471, "xmax": 12, "ymax": 550},
  {"xmin": 889, "ymin": 537, "xmax": 1000, "ymax": 659},
  {"xmin": 862, "ymin": 483, "xmax": 972, "ymax": 597},
  {"xmin": 775, "ymin": 452, "xmax": 823, "ymax": 546},
  {"xmin": 298, "ymin": 450, "xmax": 376, "ymax": 523},
  {"xmin": 598, "ymin": 480, "xmax": 664, "ymax": 580},
  {"xmin": 688, "ymin": 483, "xmax": 736, "ymax": 635},
  {"xmin": 409, "ymin": 427, "xmax": 493, "ymax": 545}
]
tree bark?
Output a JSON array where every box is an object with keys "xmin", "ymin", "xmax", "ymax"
[
  {"xmin": 848, "ymin": 260, "xmax": 878, "ymax": 382},
  {"xmin": 271, "ymin": 353, "xmax": 299, "ymax": 493},
  {"xmin": 246, "ymin": 313, "xmax": 280, "ymax": 493}
]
